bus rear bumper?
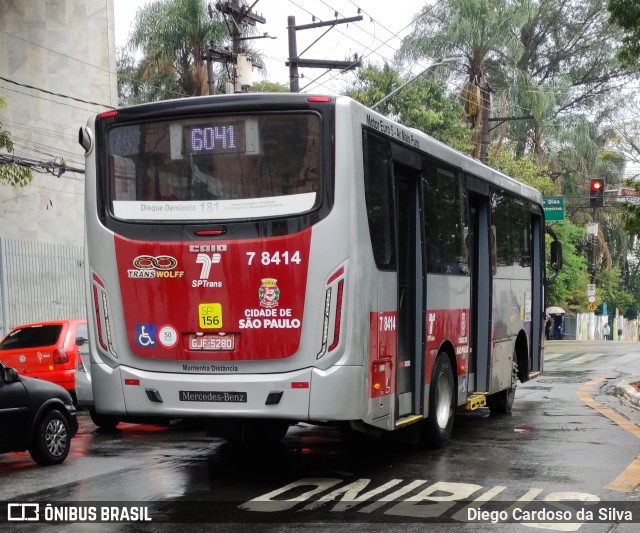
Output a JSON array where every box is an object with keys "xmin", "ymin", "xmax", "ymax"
[{"xmin": 100, "ymin": 364, "xmax": 363, "ymax": 422}]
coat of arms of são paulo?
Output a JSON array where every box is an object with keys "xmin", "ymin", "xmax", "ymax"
[{"xmin": 259, "ymin": 278, "xmax": 280, "ymax": 308}]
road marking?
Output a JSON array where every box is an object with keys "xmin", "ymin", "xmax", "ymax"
[
  {"xmin": 613, "ymin": 353, "xmax": 640, "ymax": 364},
  {"xmin": 568, "ymin": 354, "xmax": 603, "ymax": 365},
  {"xmin": 544, "ymin": 353, "xmax": 565, "ymax": 361},
  {"xmin": 576, "ymin": 373, "xmax": 640, "ymax": 492}
]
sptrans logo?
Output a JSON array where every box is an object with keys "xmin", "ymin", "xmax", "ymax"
[
  {"xmin": 190, "ymin": 244, "xmax": 225, "ymax": 288},
  {"xmin": 128, "ymin": 255, "xmax": 184, "ymax": 279}
]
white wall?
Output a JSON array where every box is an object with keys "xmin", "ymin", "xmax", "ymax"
[{"xmin": 0, "ymin": 0, "xmax": 117, "ymax": 244}]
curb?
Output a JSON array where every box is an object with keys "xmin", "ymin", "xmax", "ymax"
[{"xmin": 614, "ymin": 380, "xmax": 640, "ymax": 410}]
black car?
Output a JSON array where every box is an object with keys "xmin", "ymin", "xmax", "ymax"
[{"xmin": 0, "ymin": 360, "xmax": 78, "ymax": 465}]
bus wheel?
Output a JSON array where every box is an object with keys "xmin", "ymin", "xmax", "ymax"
[
  {"xmin": 487, "ymin": 388, "xmax": 515, "ymax": 414},
  {"xmin": 422, "ymin": 353, "xmax": 455, "ymax": 449},
  {"xmin": 89, "ymin": 408, "xmax": 120, "ymax": 430}
]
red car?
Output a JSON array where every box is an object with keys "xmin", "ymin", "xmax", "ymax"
[{"xmin": 0, "ymin": 320, "xmax": 87, "ymax": 402}]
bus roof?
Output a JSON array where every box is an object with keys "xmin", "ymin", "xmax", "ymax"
[{"xmin": 99, "ymin": 92, "xmax": 543, "ymax": 206}]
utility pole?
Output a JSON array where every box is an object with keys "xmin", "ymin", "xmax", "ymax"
[
  {"xmin": 287, "ymin": 13, "xmax": 363, "ymax": 93},
  {"xmin": 479, "ymin": 85, "xmax": 491, "ymax": 164},
  {"xmin": 209, "ymin": 0, "xmax": 270, "ymax": 94}
]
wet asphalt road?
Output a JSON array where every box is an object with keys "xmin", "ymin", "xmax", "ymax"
[{"xmin": 2, "ymin": 340, "xmax": 640, "ymax": 532}]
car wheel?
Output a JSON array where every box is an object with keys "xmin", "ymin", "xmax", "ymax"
[
  {"xmin": 89, "ymin": 408, "xmax": 120, "ymax": 430},
  {"xmin": 29, "ymin": 410, "xmax": 71, "ymax": 466}
]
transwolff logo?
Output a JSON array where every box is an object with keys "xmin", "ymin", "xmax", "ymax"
[{"xmin": 128, "ymin": 255, "xmax": 184, "ymax": 279}]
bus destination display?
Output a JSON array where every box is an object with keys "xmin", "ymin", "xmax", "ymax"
[{"xmin": 185, "ymin": 119, "xmax": 245, "ymax": 155}]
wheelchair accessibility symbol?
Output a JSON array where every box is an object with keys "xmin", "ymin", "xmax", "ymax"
[{"xmin": 135, "ymin": 324, "xmax": 157, "ymax": 348}]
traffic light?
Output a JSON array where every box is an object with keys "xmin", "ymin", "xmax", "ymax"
[{"xmin": 589, "ymin": 178, "xmax": 605, "ymax": 208}]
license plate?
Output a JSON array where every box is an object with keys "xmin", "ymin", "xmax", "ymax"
[{"xmin": 189, "ymin": 334, "xmax": 235, "ymax": 351}]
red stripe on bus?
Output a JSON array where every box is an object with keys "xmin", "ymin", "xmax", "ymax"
[{"xmin": 327, "ymin": 266, "xmax": 344, "ymax": 285}]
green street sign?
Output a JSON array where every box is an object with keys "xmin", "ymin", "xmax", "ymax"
[{"xmin": 543, "ymin": 196, "xmax": 565, "ymax": 221}]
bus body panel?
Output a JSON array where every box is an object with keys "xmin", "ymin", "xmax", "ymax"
[{"xmin": 112, "ymin": 230, "xmax": 312, "ymax": 361}]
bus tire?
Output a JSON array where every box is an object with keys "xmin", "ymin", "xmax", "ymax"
[
  {"xmin": 89, "ymin": 408, "xmax": 120, "ymax": 430},
  {"xmin": 422, "ymin": 353, "xmax": 455, "ymax": 449},
  {"xmin": 29, "ymin": 410, "xmax": 71, "ymax": 466},
  {"xmin": 487, "ymin": 388, "xmax": 515, "ymax": 414}
]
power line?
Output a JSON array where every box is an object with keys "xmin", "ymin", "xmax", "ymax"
[
  {"xmin": 0, "ymin": 153, "xmax": 84, "ymax": 177},
  {"xmin": 0, "ymin": 76, "xmax": 114, "ymax": 109},
  {"xmin": 0, "ymin": 30, "xmax": 113, "ymax": 76}
]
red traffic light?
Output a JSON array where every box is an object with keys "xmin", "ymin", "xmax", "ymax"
[{"xmin": 589, "ymin": 178, "xmax": 605, "ymax": 208}]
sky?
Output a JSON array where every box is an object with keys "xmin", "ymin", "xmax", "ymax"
[{"xmin": 113, "ymin": 0, "xmax": 436, "ymax": 93}]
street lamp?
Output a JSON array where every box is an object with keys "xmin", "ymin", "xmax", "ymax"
[{"xmin": 370, "ymin": 56, "xmax": 463, "ymax": 110}]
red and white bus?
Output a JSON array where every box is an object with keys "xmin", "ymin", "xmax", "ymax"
[{"xmin": 79, "ymin": 93, "xmax": 561, "ymax": 446}]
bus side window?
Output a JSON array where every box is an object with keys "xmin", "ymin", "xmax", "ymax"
[
  {"xmin": 363, "ymin": 131, "xmax": 396, "ymax": 270},
  {"xmin": 423, "ymin": 164, "xmax": 468, "ymax": 275}
]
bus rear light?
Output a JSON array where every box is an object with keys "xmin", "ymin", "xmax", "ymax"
[
  {"xmin": 125, "ymin": 379, "xmax": 140, "ymax": 386},
  {"xmin": 317, "ymin": 266, "xmax": 346, "ymax": 360},
  {"xmin": 194, "ymin": 229, "xmax": 226, "ymax": 236},
  {"xmin": 92, "ymin": 272, "xmax": 118, "ymax": 359},
  {"xmin": 53, "ymin": 348, "xmax": 68, "ymax": 364},
  {"xmin": 93, "ymin": 285, "xmax": 108, "ymax": 352},
  {"xmin": 328, "ymin": 280, "xmax": 344, "ymax": 352},
  {"xmin": 316, "ymin": 286, "xmax": 332, "ymax": 360},
  {"xmin": 307, "ymin": 96, "xmax": 332, "ymax": 103},
  {"xmin": 291, "ymin": 382, "xmax": 309, "ymax": 389},
  {"xmin": 99, "ymin": 110, "xmax": 118, "ymax": 119}
]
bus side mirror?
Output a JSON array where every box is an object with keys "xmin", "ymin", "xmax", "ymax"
[
  {"xmin": 550, "ymin": 240, "xmax": 562, "ymax": 271},
  {"xmin": 546, "ymin": 225, "xmax": 562, "ymax": 285},
  {"xmin": 78, "ymin": 126, "xmax": 93, "ymax": 154}
]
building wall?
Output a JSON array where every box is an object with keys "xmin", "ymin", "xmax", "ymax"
[{"xmin": 0, "ymin": 0, "xmax": 117, "ymax": 245}]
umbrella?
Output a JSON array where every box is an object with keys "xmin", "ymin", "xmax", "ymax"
[{"xmin": 546, "ymin": 306, "xmax": 565, "ymax": 315}]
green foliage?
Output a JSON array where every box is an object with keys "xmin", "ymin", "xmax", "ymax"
[
  {"xmin": 608, "ymin": 0, "xmax": 640, "ymax": 70},
  {"xmin": 545, "ymin": 222, "xmax": 590, "ymax": 310},
  {"xmin": 0, "ymin": 96, "xmax": 32, "ymax": 187},
  {"xmin": 346, "ymin": 63, "xmax": 473, "ymax": 152},
  {"xmin": 252, "ymin": 81, "xmax": 289, "ymax": 93},
  {"xmin": 488, "ymin": 145, "xmax": 556, "ymax": 195},
  {"xmin": 598, "ymin": 265, "xmax": 635, "ymax": 316},
  {"xmin": 621, "ymin": 182, "xmax": 640, "ymax": 235},
  {"xmin": 400, "ymin": 0, "xmax": 526, "ymax": 84},
  {"xmin": 121, "ymin": 0, "xmax": 228, "ymax": 102}
]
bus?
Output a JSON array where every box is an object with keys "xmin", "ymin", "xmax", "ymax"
[{"xmin": 79, "ymin": 93, "xmax": 561, "ymax": 446}]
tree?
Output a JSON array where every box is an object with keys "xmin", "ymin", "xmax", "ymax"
[
  {"xmin": 487, "ymin": 144, "xmax": 555, "ymax": 194},
  {"xmin": 545, "ymin": 222, "xmax": 590, "ymax": 310},
  {"xmin": 508, "ymin": 0, "xmax": 626, "ymax": 158},
  {"xmin": 0, "ymin": 96, "xmax": 32, "ymax": 187},
  {"xmin": 124, "ymin": 0, "xmax": 228, "ymax": 101},
  {"xmin": 252, "ymin": 81, "xmax": 288, "ymax": 93},
  {"xmin": 346, "ymin": 63, "xmax": 472, "ymax": 152},
  {"xmin": 608, "ymin": 0, "xmax": 640, "ymax": 70},
  {"xmin": 399, "ymin": 0, "xmax": 527, "ymax": 157}
]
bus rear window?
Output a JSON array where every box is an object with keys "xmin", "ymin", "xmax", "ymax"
[{"xmin": 107, "ymin": 113, "xmax": 321, "ymax": 221}]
